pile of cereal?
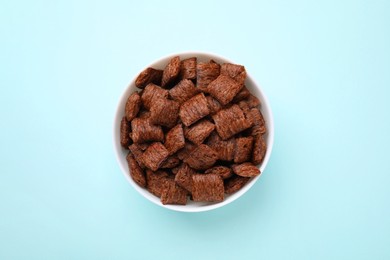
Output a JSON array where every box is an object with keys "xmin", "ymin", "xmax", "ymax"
[{"xmin": 120, "ymin": 56, "xmax": 267, "ymax": 205}]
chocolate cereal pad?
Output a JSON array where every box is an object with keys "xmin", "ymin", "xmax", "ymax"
[{"xmin": 121, "ymin": 56, "xmax": 267, "ymax": 205}]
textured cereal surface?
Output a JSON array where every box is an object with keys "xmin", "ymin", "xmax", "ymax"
[
  {"xmin": 207, "ymin": 74, "xmax": 243, "ymax": 105},
  {"xmin": 120, "ymin": 117, "xmax": 131, "ymax": 148},
  {"xmin": 183, "ymin": 144, "xmax": 218, "ymax": 170},
  {"xmin": 161, "ymin": 178, "xmax": 188, "ymax": 205},
  {"xmin": 179, "ymin": 93, "xmax": 210, "ymax": 126},
  {"xmin": 164, "ymin": 124, "xmax": 185, "ymax": 155},
  {"xmin": 184, "ymin": 120, "xmax": 215, "ymax": 145},
  {"xmin": 162, "ymin": 56, "xmax": 181, "ymax": 87},
  {"xmin": 122, "ymin": 56, "xmax": 268, "ymax": 204},
  {"xmin": 141, "ymin": 142, "xmax": 169, "ymax": 171},
  {"xmin": 212, "ymin": 105, "xmax": 251, "ymax": 140},
  {"xmin": 232, "ymin": 162, "xmax": 260, "ymax": 177},
  {"xmin": 135, "ymin": 67, "xmax": 163, "ymax": 89},
  {"xmin": 126, "ymin": 153, "xmax": 146, "ymax": 187},
  {"xmin": 192, "ymin": 174, "xmax": 224, "ymax": 202},
  {"xmin": 180, "ymin": 57, "xmax": 197, "ymax": 80},
  {"xmin": 169, "ymin": 79, "xmax": 200, "ymax": 104}
]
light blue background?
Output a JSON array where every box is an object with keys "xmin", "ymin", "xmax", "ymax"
[{"xmin": 1, "ymin": 0, "xmax": 389, "ymax": 259}]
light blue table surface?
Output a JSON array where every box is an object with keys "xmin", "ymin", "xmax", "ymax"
[{"xmin": 1, "ymin": 1, "xmax": 389, "ymax": 259}]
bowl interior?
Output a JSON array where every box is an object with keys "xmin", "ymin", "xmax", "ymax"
[{"xmin": 113, "ymin": 52, "xmax": 274, "ymax": 212}]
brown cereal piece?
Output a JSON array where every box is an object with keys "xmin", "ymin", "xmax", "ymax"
[
  {"xmin": 239, "ymin": 104, "xmax": 260, "ymax": 135},
  {"xmin": 206, "ymin": 95, "xmax": 223, "ymax": 115},
  {"xmin": 183, "ymin": 144, "xmax": 218, "ymax": 170},
  {"xmin": 232, "ymin": 162, "xmax": 260, "ymax": 177},
  {"xmin": 120, "ymin": 117, "xmax": 131, "ymax": 148},
  {"xmin": 171, "ymin": 164, "xmax": 182, "ymax": 175},
  {"xmin": 169, "ymin": 79, "xmax": 200, "ymax": 104},
  {"xmin": 232, "ymin": 86, "xmax": 250, "ymax": 103},
  {"xmin": 160, "ymin": 155, "xmax": 180, "ymax": 169},
  {"xmin": 216, "ymin": 139, "xmax": 235, "ymax": 161},
  {"xmin": 196, "ymin": 61, "xmax": 220, "ymax": 91},
  {"xmin": 128, "ymin": 143, "xmax": 145, "ymax": 168},
  {"xmin": 247, "ymin": 108, "xmax": 266, "ymax": 135},
  {"xmin": 149, "ymin": 98, "xmax": 180, "ymax": 127},
  {"xmin": 174, "ymin": 163, "xmax": 196, "ymax": 192},
  {"xmin": 131, "ymin": 118, "xmax": 164, "ymax": 143},
  {"xmin": 176, "ymin": 142, "xmax": 196, "ymax": 160},
  {"xmin": 137, "ymin": 143, "xmax": 150, "ymax": 150},
  {"xmin": 180, "ymin": 57, "xmax": 197, "ymax": 80},
  {"xmin": 244, "ymin": 94, "xmax": 261, "ymax": 108},
  {"xmin": 206, "ymin": 130, "xmax": 222, "ymax": 144},
  {"xmin": 238, "ymin": 100, "xmax": 250, "ymax": 113},
  {"xmin": 125, "ymin": 92, "xmax": 141, "ymax": 121},
  {"xmin": 164, "ymin": 124, "xmax": 185, "ymax": 155},
  {"xmin": 224, "ymin": 175, "xmax": 250, "ymax": 194},
  {"xmin": 205, "ymin": 166, "xmax": 233, "ymax": 179},
  {"xmin": 206, "ymin": 132, "xmax": 235, "ymax": 161},
  {"xmin": 184, "ymin": 120, "xmax": 215, "ymax": 145},
  {"xmin": 212, "ymin": 105, "xmax": 251, "ymax": 140},
  {"xmin": 138, "ymin": 110, "xmax": 151, "ymax": 119},
  {"xmin": 179, "ymin": 93, "xmax": 210, "ymax": 126},
  {"xmin": 141, "ymin": 83, "xmax": 169, "ymax": 110},
  {"xmin": 161, "ymin": 178, "xmax": 188, "ymax": 205},
  {"xmin": 146, "ymin": 170, "xmax": 170, "ymax": 197},
  {"xmin": 192, "ymin": 174, "xmax": 224, "ymax": 202},
  {"xmin": 220, "ymin": 63, "xmax": 246, "ymax": 86},
  {"xmin": 240, "ymin": 102, "xmax": 252, "ymax": 121},
  {"xmin": 252, "ymin": 135, "xmax": 267, "ymax": 164},
  {"xmin": 135, "ymin": 67, "xmax": 163, "ymax": 89},
  {"xmin": 207, "ymin": 75, "xmax": 244, "ymax": 105},
  {"xmin": 234, "ymin": 136, "xmax": 254, "ymax": 163},
  {"xmin": 126, "ymin": 152, "xmax": 146, "ymax": 187},
  {"xmin": 161, "ymin": 56, "xmax": 181, "ymax": 88},
  {"xmin": 141, "ymin": 142, "xmax": 169, "ymax": 171}
]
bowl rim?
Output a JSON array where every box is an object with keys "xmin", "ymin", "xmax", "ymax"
[{"xmin": 113, "ymin": 51, "xmax": 274, "ymax": 213}]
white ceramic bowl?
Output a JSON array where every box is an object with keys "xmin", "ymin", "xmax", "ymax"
[{"xmin": 113, "ymin": 51, "xmax": 274, "ymax": 212}]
